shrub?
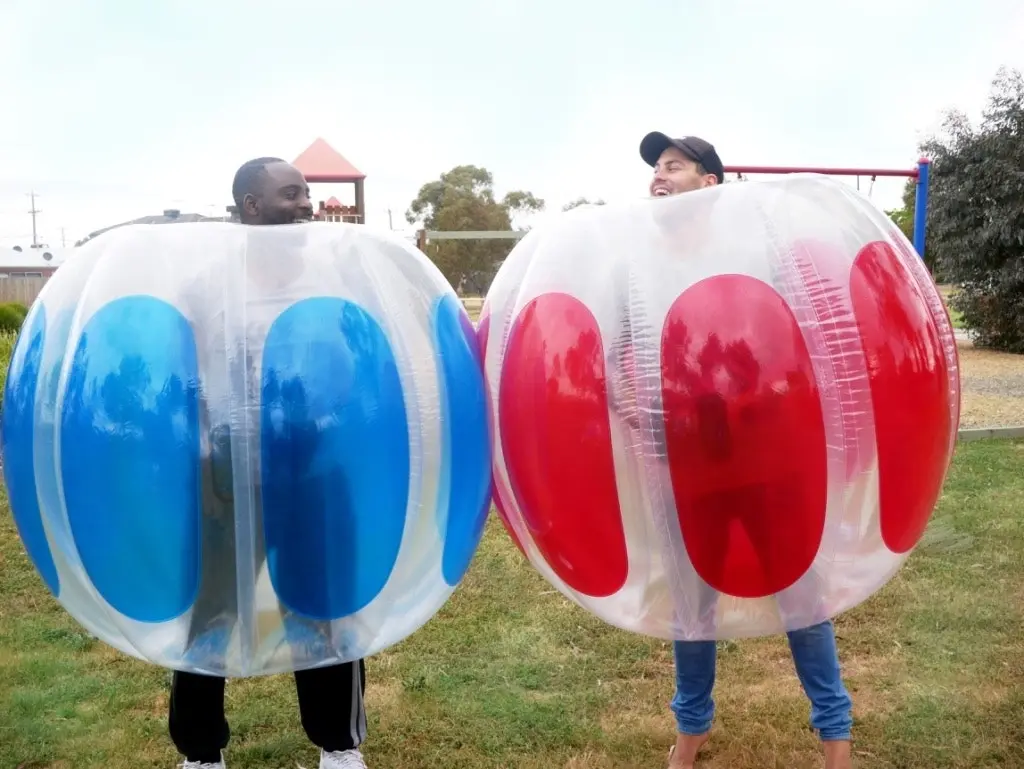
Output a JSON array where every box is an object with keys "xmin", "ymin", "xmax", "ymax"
[
  {"xmin": 2, "ymin": 302, "xmax": 29, "ymax": 321},
  {"xmin": 0, "ymin": 330, "xmax": 17, "ymax": 412},
  {"xmin": 0, "ymin": 305, "xmax": 24, "ymax": 333},
  {"xmin": 923, "ymin": 67, "xmax": 1024, "ymax": 352}
]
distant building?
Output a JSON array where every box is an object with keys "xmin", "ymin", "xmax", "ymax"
[
  {"xmin": 76, "ymin": 208, "xmax": 230, "ymax": 247},
  {"xmin": 0, "ymin": 245, "xmax": 71, "ymax": 280}
]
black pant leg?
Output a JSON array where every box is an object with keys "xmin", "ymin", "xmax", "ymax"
[
  {"xmin": 169, "ymin": 438, "xmax": 236, "ymax": 764},
  {"xmin": 294, "ymin": 660, "xmax": 367, "ymax": 752},
  {"xmin": 169, "ymin": 671, "xmax": 230, "ymax": 763}
]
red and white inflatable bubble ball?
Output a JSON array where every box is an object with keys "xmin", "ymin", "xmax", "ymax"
[{"xmin": 479, "ymin": 175, "xmax": 961, "ymax": 641}]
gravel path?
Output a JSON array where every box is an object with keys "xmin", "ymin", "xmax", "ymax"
[{"xmin": 956, "ymin": 341, "xmax": 1024, "ymax": 428}]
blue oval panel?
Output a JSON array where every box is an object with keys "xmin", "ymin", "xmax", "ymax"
[
  {"xmin": 261, "ymin": 298, "xmax": 410, "ymax": 620},
  {"xmin": 60, "ymin": 297, "xmax": 201, "ymax": 623},
  {"xmin": 434, "ymin": 295, "xmax": 491, "ymax": 586},
  {"xmin": 1, "ymin": 303, "xmax": 60, "ymax": 595}
]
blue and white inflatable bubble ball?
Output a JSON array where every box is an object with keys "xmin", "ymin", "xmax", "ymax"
[{"xmin": 1, "ymin": 222, "xmax": 492, "ymax": 677}]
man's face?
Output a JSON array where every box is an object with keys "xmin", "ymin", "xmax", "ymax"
[
  {"xmin": 243, "ymin": 161, "xmax": 314, "ymax": 225},
  {"xmin": 649, "ymin": 147, "xmax": 719, "ymax": 197}
]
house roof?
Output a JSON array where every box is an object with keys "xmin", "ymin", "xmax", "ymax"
[
  {"xmin": 0, "ymin": 247, "xmax": 72, "ymax": 269},
  {"xmin": 293, "ymin": 138, "xmax": 365, "ymax": 182},
  {"xmin": 78, "ymin": 211, "xmax": 230, "ymax": 246},
  {"xmin": 325, "ymin": 196, "xmax": 342, "ymax": 207}
]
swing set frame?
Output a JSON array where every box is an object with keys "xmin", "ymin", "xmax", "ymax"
[
  {"xmin": 416, "ymin": 160, "xmax": 933, "ymax": 265},
  {"xmin": 723, "ymin": 159, "xmax": 931, "ymax": 258}
]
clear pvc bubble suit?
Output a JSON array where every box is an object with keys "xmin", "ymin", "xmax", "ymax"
[
  {"xmin": 1, "ymin": 223, "xmax": 491, "ymax": 676},
  {"xmin": 480, "ymin": 175, "xmax": 960, "ymax": 641}
]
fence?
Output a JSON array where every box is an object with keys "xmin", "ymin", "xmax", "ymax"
[{"xmin": 0, "ymin": 277, "xmax": 48, "ymax": 306}]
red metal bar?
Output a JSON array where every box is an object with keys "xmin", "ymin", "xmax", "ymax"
[{"xmin": 723, "ymin": 165, "xmax": 919, "ymax": 179}]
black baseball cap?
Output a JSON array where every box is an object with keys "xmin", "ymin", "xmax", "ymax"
[{"xmin": 640, "ymin": 132, "xmax": 725, "ymax": 184}]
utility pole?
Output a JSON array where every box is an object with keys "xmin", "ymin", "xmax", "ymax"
[
  {"xmin": 61, "ymin": 228, "xmax": 66, "ymax": 247},
  {"xmin": 27, "ymin": 191, "xmax": 41, "ymax": 248},
  {"xmin": 387, "ymin": 209, "xmax": 394, "ymax": 230}
]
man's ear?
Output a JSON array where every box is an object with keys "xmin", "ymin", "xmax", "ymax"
[
  {"xmin": 243, "ymin": 192, "xmax": 259, "ymax": 217},
  {"xmin": 702, "ymin": 175, "xmax": 720, "ymax": 189}
]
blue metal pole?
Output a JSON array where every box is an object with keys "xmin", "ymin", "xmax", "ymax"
[{"xmin": 912, "ymin": 158, "xmax": 930, "ymax": 259}]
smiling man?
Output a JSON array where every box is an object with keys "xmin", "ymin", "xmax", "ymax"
[
  {"xmin": 166, "ymin": 157, "xmax": 370, "ymax": 769},
  {"xmin": 638, "ymin": 132, "xmax": 854, "ymax": 769},
  {"xmin": 644, "ymin": 133, "xmax": 723, "ymax": 197},
  {"xmin": 233, "ymin": 157, "xmax": 315, "ymax": 225}
]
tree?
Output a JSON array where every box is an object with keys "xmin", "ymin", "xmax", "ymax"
[
  {"xmin": 406, "ymin": 165, "xmax": 544, "ymax": 295},
  {"xmin": 883, "ymin": 178, "xmax": 941, "ymax": 277},
  {"xmin": 562, "ymin": 197, "xmax": 606, "ymax": 211},
  {"xmin": 920, "ymin": 67, "xmax": 1024, "ymax": 351},
  {"xmin": 884, "ymin": 179, "xmax": 915, "ymax": 243}
]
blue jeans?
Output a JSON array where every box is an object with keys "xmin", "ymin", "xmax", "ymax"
[{"xmin": 671, "ymin": 620, "xmax": 853, "ymax": 741}]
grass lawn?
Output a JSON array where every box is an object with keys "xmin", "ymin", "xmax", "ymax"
[
  {"xmin": 1, "ymin": 440, "xmax": 1023, "ymax": 769},
  {"xmin": 946, "ymin": 305, "xmax": 965, "ymax": 330},
  {"xmin": 936, "ymin": 285, "xmax": 965, "ymax": 331}
]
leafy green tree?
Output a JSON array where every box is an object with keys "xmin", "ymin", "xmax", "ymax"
[
  {"xmin": 884, "ymin": 179, "xmax": 915, "ymax": 243},
  {"xmin": 562, "ymin": 197, "xmax": 606, "ymax": 211},
  {"xmin": 406, "ymin": 165, "xmax": 544, "ymax": 294},
  {"xmin": 920, "ymin": 67, "xmax": 1024, "ymax": 351},
  {"xmin": 883, "ymin": 178, "xmax": 941, "ymax": 277}
]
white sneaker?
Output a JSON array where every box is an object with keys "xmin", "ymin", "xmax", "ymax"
[
  {"xmin": 181, "ymin": 756, "xmax": 225, "ymax": 769},
  {"xmin": 319, "ymin": 748, "xmax": 367, "ymax": 768}
]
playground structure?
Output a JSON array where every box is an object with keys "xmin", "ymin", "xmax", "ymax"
[
  {"xmin": 723, "ymin": 160, "xmax": 931, "ymax": 256},
  {"xmin": 415, "ymin": 158, "xmax": 932, "ymax": 258},
  {"xmin": 293, "ymin": 138, "xmax": 367, "ymax": 224}
]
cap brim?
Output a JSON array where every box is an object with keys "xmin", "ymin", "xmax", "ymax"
[{"xmin": 640, "ymin": 132, "xmax": 676, "ymax": 167}]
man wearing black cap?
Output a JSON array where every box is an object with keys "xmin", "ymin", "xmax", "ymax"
[
  {"xmin": 638, "ymin": 132, "xmax": 854, "ymax": 769},
  {"xmin": 640, "ymin": 132, "xmax": 725, "ymax": 195}
]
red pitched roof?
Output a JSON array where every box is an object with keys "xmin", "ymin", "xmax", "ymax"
[
  {"xmin": 326, "ymin": 196, "xmax": 342, "ymax": 207},
  {"xmin": 293, "ymin": 138, "xmax": 365, "ymax": 182}
]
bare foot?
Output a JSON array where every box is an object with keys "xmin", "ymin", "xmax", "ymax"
[
  {"xmin": 823, "ymin": 739, "xmax": 852, "ymax": 769},
  {"xmin": 666, "ymin": 732, "xmax": 710, "ymax": 768}
]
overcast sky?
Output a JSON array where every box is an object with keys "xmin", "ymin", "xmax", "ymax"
[{"xmin": 2, "ymin": 0, "xmax": 1022, "ymax": 248}]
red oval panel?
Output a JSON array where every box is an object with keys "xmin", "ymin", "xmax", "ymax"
[
  {"xmin": 662, "ymin": 275, "xmax": 828, "ymax": 599},
  {"xmin": 850, "ymin": 241, "xmax": 952, "ymax": 553},
  {"xmin": 498, "ymin": 293, "xmax": 628, "ymax": 597},
  {"xmin": 478, "ymin": 312, "xmax": 527, "ymax": 558},
  {"xmin": 889, "ymin": 233, "xmax": 962, "ymax": 433}
]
